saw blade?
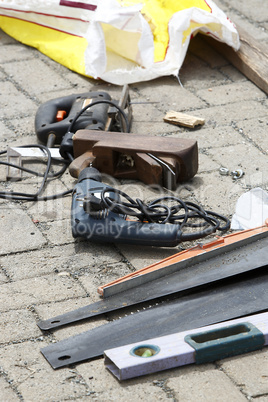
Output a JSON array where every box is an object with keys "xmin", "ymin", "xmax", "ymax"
[
  {"xmin": 38, "ymin": 235, "xmax": 268, "ymax": 331},
  {"xmin": 41, "ymin": 266, "xmax": 268, "ymax": 369}
]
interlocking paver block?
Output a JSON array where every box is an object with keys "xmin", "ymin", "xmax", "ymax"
[
  {"xmin": 0, "ymin": 44, "xmax": 34, "ymax": 63},
  {"xmin": 0, "ymin": 275, "xmax": 86, "ymax": 311},
  {"xmin": 0, "ymin": 81, "xmax": 36, "ymax": 119},
  {"xmin": 0, "ymin": 242, "xmax": 121, "ymax": 281},
  {"xmin": 219, "ymin": 349, "xmax": 268, "ymax": 398},
  {"xmin": 0, "ymin": 377, "xmax": 20, "ymax": 401},
  {"xmin": 166, "ymin": 365, "xmax": 247, "ymax": 401},
  {"xmin": 77, "ymin": 359, "xmax": 169, "ymax": 400},
  {"xmin": 0, "ymin": 204, "xmax": 46, "ymax": 255},
  {"xmin": 0, "ymin": 309, "xmax": 41, "ymax": 343},
  {"xmin": 196, "ymin": 82, "xmax": 267, "ymax": 106},
  {"xmin": 2, "ymin": 58, "xmax": 72, "ymax": 96},
  {"xmin": 0, "ymin": 342, "xmax": 91, "ymax": 401}
]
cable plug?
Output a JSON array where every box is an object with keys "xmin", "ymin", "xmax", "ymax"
[
  {"xmin": 83, "ymin": 193, "xmax": 106, "ymax": 216},
  {"xmin": 59, "ymin": 131, "xmax": 74, "ymax": 160}
]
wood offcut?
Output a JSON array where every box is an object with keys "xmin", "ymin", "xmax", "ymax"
[{"xmin": 164, "ymin": 111, "xmax": 205, "ymax": 128}]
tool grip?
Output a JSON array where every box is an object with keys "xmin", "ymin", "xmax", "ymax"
[
  {"xmin": 184, "ymin": 322, "xmax": 265, "ymax": 364},
  {"xmin": 35, "ymin": 94, "xmax": 79, "ymax": 144}
]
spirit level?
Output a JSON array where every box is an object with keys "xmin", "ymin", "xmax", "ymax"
[{"xmin": 104, "ymin": 312, "xmax": 268, "ymax": 381}]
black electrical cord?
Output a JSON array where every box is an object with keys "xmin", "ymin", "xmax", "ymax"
[
  {"xmin": 0, "ymin": 99, "xmax": 129, "ymax": 202},
  {"xmin": 0, "ymin": 144, "xmax": 71, "ymax": 201},
  {"xmin": 100, "ymin": 187, "xmax": 230, "ymax": 240},
  {"xmin": 0, "ymin": 150, "xmax": 69, "ymax": 178}
]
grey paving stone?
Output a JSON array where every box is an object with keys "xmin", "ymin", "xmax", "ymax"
[
  {"xmin": 78, "ymin": 260, "xmax": 133, "ymax": 296},
  {"xmin": 132, "ymin": 79, "xmax": 207, "ymax": 111},
  {"xmin": 41, "ymin": 218, "xmax": 74, "ymax": 245},
  {"xmin": 224, "ymin": 0, "xmax": 268, "ymax": 23},
  {"xmin": 2, "ymin": 59, "xmax": 72, "ymax": 96},
  {"xmin": 117, "ymin": 244, "xmax": 176, "ymax": 271},
  {"xmin": 220, "ymin": 65, "xmax": 247, "ymax": 83},
  {"xmin": 131, "ymin": 117, "xmax": 182, "ymax": 136},
  {"xmin": 0, "ymin": 269, "xmax": 8, "ymax": 284},
  {"xmin": 0, "ymin": 29, "xmax": 17, "ymax": 45},
  {"xmin": 0, "ymin": 341, "xmax": 90, "ymax": 401},
  {"xmin": 166, "ymin": 365, "xmax": 247, "ymax": 401},
  {"xmin": 208, "ymin": 143, "xmax": 268, "ymax": 181},
  {"xmin": 179, "ymin": 172, "xmax": 245, "ymax": 217},
  {"xmin": 167, "ymin": 125, "xmax": 241, "ymax": 149},
  {"xmin": 77, "ymin": 358, "xmax": 169, "ymax": 400},
  {"xmin": 196, "ymin": 82, "xmax": 266, "ymax": 106},
  {"xmin": 180, "ymin": 54, "xmax": 230, "ymax": 90},
  {"xmin": 198, "ymin": 152, "xmax": 220, "ymax": 172},
  {"xmin": 0, "ymin": 377, "xmax": 20, "ymax": 401},
  {"xmin": 0, "ymin": 242, "xmax": 120, "ymax": 281},
  {"xmin": 0, "ymin": 44, "xmax": 35, "ymax": 63},
  {"xmin": 0, "ymin": 120, "xmax": 17, "ymax": 143},
  {"xmin": 253, "ymin": 397, "xmax": 268, "ymax": 402},
  {"xmin": 0, "ymin": 204, "xmax": 46, "ymax": 255},
  {"xmin": 219, "ymin": 349, "xmax": 268, "ymax": 398},
  {"xmin": 237, "ymin": 117, "xmax": 268, "ymax": 154},
  {"xmin": 0, "ymin": 275, "xmax": 86, "ymax": 311},
  {"xmin": 26, "ymin": 190, "xmax": 72, "ymax": 222},
  {"xmin": 0, "ymin": 309, "xmax": 41, "ymax": 343},
  {"xmin": 2, "ymin": 116, "xmax": 35, "ymax": 139},
  {"xmin": 0, "ymin": 81, "xmax": 36, "ymax": 119},
  {"xmin": 198, "ymin": 100, "xmax": 267, "ymax": 127}
]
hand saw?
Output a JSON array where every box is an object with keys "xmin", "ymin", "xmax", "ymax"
[
  {"xmin": 40, "ymin": 266, "xmax": 268, "ymax": 369},
  {"xmin": 37, "ymin": 224, "xmax": 268, "ymax": 331}
]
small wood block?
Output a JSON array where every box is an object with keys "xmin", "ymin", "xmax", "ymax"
[{"xmin": 164, "ymin": 111, "xmax": 205, "ymax": 128}]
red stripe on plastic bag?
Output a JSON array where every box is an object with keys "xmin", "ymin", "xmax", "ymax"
[{"xmin": 60, "ymin": 0, "xmax": 97, "ymax": 11}]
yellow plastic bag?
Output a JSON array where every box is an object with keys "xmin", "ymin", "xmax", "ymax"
[{"xmin": 0, "ymin": 0, "xmax": 239, "ymax": 84}]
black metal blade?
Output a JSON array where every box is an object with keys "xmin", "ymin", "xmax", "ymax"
[
  {"xmin": 41, "ymin": 266, "xmax": 268, "ymax": 369},
  {"xmin": 38, "ymin": 236, "xmax": 268, "ymax": 330}
]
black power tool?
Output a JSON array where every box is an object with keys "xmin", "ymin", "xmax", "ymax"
[{"xmin": 35, "ymin": 85, "xmax": 132, "ymax": 159}]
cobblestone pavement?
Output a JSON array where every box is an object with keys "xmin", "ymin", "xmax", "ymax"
[{"xmin": 0, "ymin": 0, "xmax": 268, "ymax": 401}]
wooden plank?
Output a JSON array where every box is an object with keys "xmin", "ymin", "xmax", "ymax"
[{"xmin": 203, "ymin": 24, "xmax": 268, "ymax": 94}]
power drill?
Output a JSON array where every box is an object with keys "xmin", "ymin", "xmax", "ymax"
[
  {"xmin": 71, "ymin": 167, "xmax": 230, "ymax": 247},
  {"xmin": 71, "ymin": 167, "xmax": 182, "ymax": 247},
  {"xmin": 34, "ymin": 85, "xmax": 131, "ymax": 160}
]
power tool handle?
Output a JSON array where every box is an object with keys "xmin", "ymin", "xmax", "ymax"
[{"xmin": 35, "ymin": 94, "xmax": 79, "ymax": 144}]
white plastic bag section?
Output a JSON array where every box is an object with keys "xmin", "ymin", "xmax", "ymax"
[
  {"xmin": 88, "ymin": 0, "xmax": 240, "ymax": 84},
  {"xmin": 0, "ymin": 0, "xmax": 240, "ymax": 85},
  {"xmin": 231, "ymin": 188, "xmax": 268, "ymax": 230}
]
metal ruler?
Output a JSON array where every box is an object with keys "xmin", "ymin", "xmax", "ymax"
[{"xmin": 104, "ymin": 312, "xmax": 268, "ymax": 381}]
